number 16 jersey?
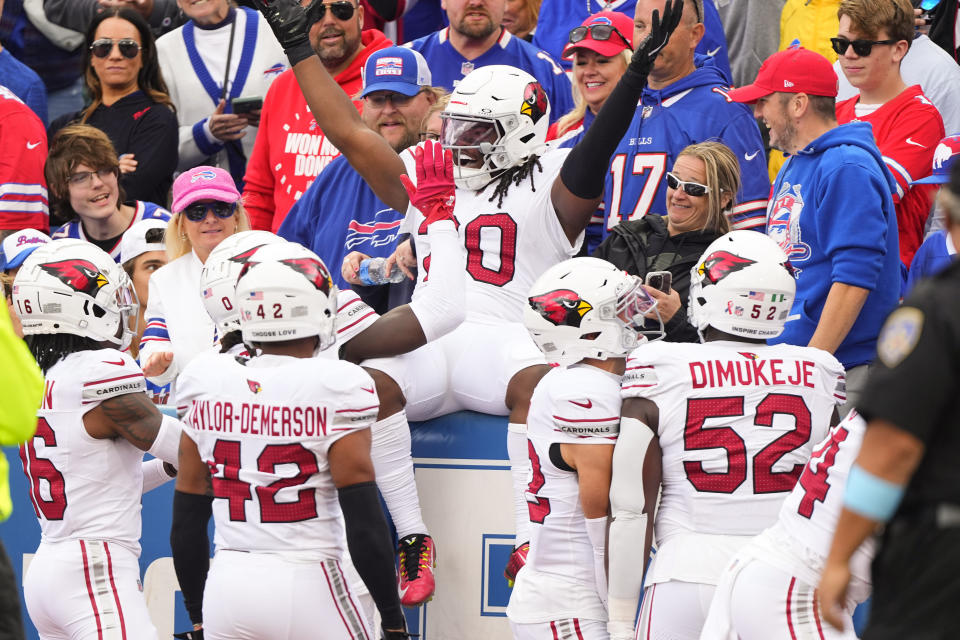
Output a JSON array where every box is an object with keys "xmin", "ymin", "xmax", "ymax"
[{"xmin": 622, "ymin": 340, "xmax": 844, "ymax": 583}]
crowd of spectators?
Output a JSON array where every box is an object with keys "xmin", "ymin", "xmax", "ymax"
[{"xmin": 2, "ymin": 0, "xmax": 960, "ymax": 634}]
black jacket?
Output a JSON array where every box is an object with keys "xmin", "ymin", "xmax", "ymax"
[{"xmin": 592, "ymin": 215, "xmax": 723, "ymax": 343}]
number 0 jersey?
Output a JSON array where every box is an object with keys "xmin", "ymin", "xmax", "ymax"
[
  {"xmin": 405, "ymin": 147, "xmax": 581, "ymax": 324},
  {"xmin": 622, "ymin": 340, "xmax": 844, "ymax": 583},
  {"xmin": 21, "ymin": 349, "xmax": 149, "ymax": 554},
  {"xmin": 177, "ymin": 352, "xmax": 378, "ymax": 558},
  {"xmin": 507, "ymin": 365, "xmax": 620, "ymax": 624}
]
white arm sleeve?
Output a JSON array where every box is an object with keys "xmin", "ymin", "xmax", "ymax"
[
  {"xmin": 608, "ymin": 416, "xmax": 655, "ymax": 634},
  {"xmin": 147, "ymin": 413, "xmax": 182, "ymax": 466},
  {"xmin": 408, "ymin": 220, "xmax": 466, "ymax": 342},
  {"xmin": 585, "ymin": 515, "xmax": 609, "ymax": 610},
  {"xmin": 141, "ymin": 458, "xmax": 174, "ymax": 493}
]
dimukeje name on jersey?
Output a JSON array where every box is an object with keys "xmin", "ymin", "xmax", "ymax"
[
  {"xmin": 688, "ymin": 358, "xmax": 818, "ymax": 389},
  {"xmin": 187, "ymin": 399, "xmax": 374, "ymax": 438}
]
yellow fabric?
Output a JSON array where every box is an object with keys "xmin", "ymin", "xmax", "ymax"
[
  {"xmin": 0, "ymin": 303, "xmax": 43, "ymax": 520},
  {"xmin": 770, "ymin": 0, "xmax": 841, "ymax": 182}
]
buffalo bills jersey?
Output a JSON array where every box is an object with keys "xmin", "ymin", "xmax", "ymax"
[
  {"xmin": 621, "ymin": 340, "xmax": 844, "ymax": 584},
  {"xmin": 177, "ymin": 351, "xmax": 378, "ymax": 557},
  {"xmin": 405, "ymin": 147, "xmax": 580, "ymax": 323},
  {"xmin": 507, "ymin": 364, "xmax": 620, "ymax": 623},
  {"xmin": 279, "ymin": 150, "xmax": 415, "ymax": 289},
  {"xmin": 603, "ymin": 61, "xmax": 768, "ymax": 235},
  {"xmin": 404, "ymin": 28, "xmax": 574, "ymax": 124},
  {"xmin": 20, "ymin": 349, "xmax": 150, "ymax": 554},
  {"xmin": 836, "ymin": 85, "xmax": 945, "ymax": 266},
  {"xmin": 51, "ymin": 201, "xmax": 171, "ymax": 262}
]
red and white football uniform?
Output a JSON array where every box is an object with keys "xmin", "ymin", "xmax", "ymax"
[
  {"xmin": 701, "ymin": 412, "xmax": 874, "ymax": 640},
  {"xmin": 20, "ymin": 349, "xmax": 158, "ymax": 639},
  {"xmin": 622, "ymin": 340, "xmax": 845, "ymax": 639},
  {"xmin": 507, "ymin": 365, "xmax": 620, "ymax": 639},
  {"xmin": 836, "ymin": 85, "xmax": 945, "ymax": 267},
  {"xmin": 177, "ymin": 351, "xmax": 379, "ymax": 640},
  {"xmin": 369, "ymin": 148, "xmax": 580, "ymax": 420}
]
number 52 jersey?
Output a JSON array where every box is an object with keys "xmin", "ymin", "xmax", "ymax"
[
  {"xmin": 622, "ymin": 340, "xmax": 845, "ymax": 541},
  {"xmin": 177, "ymin": 352, "xmax": 379, "ymax": 558}
]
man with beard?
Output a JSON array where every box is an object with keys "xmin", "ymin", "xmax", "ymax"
[
  {"xmin": 242, "ymin": 0, "xmax": 392, "ymax": 232},
  {"xmin": 279, "ymin": 47, "xmax": 441, "ymax": 314},
  {"xmin": 403, "ymin": 0, "xmax": 573, "ymax": 124}
]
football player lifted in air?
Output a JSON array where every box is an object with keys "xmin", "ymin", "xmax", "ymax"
[
  {"xmin": 507, "ymin": 257, "xmax": 660, "ymax": 639},
  {"xmin": 607, "ymin": 231, "xmax": 846, "ymax": 640},
  {"xmin": 244, "ymin": 0, "xmax": 683, "ymax": 582},
  {"xmin": 13, "ymin": 239, "xmax": 182, "ymax": 640}
]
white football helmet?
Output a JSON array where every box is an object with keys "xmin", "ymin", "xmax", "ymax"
[
  {"xmin": 200, "ymin": 231, "xmax": 286, "ymax": 336},
  {"xmin": 13, "ymin": 239, "xmax": 138, "ymax": 349},
  {"xmin": 235, "ymin": 242, "xmax": 338, "ymax": 350},
  {"xmin": 524, "ymin": 257, "xmax": 657, "ymax": 366},
  {"xmin": 688, "ymin": 230, "xmax": 796, "ymax": 340},
  {"xmin": 440, "ymin": 65, "xmax": 550, "ymax": 190}
]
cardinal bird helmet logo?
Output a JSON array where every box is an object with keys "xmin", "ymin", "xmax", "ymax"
[
  {"xmin": 520, "ymin": 82, "xmax": 548, "ymax": 125},
  {"xmin": 697, "ymin": 251, "xmax": 755, "ymax": 284},
  {"xmin": 280, "ymin": 257, "xmax": 333, "ymax": 295},
  {"xmin": 38, "ymin": 259, "xmax": 109, "ymax": 296},
  {"xmin": 229, "ymin": 245, "xmax": 268, "ymax": 264},
  {"xmin": 529, "ymin": 289, "xmax": 593, "ymax": 328}
]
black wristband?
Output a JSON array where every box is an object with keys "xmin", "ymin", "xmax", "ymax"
[
  {"xmin": 559, "ymin": 67, "xmax": 650, "ymax": 200},
  {"xmin": 285, "ymin": 40, "xmax": 316, "ymax": 68},
  {"xmin": 338, "ymin": 482, "xmax": 405, "ymax": 630},
  {"xmin": 170, "ymin": 491, "xmax": 213, "ymax": 625}
]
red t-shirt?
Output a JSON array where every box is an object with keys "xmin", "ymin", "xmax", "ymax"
[
  {"xmin": 836, "ymin": 85, "xmax": 945, "ymax": 266},
  {"xmin": 0, "ymin": 86, "xmax": 48, "ymax": 232},
  {"xmin": 242, "ymin": 29, "xmax": 393, "ymax": 233}
]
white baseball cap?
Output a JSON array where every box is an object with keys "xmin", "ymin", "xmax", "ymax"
[
  {"xmin": 119, "ymin": 218, "xmax": 167, "ymax": 264},
  {"xmin": 1, "ymin": 228, "xmax": 50, "ymax": 271}
]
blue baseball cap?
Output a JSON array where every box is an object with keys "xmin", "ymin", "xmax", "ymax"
[
  {"xmin": 1, "ymin": 228, "xmax": 50, "ymax": 272},
  {"xmin": 912, "ymin": 134, "xmax": 960, "ymax": 185},
  {"xmin": 360, "ymin": 47, "xmax": 432, "ymax": 98}
]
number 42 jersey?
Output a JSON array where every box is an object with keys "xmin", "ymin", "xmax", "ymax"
[
  {"xmin": 177, "ymin": 352, "xmax": 379, "ymax": 558},
  {"xmin": 622, "ymin": 340, "xmax": 845, "ymax": 582}
]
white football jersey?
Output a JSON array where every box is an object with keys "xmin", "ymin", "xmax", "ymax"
[
  {"xmin": 406, "ymin": 148, "xmax": 581, "ymax": 324},
  {"xmin": 622, "ymin": 340, "xmax": 844, "ymax": 583},
  {"xmin": 333, "ymin": 288, "xmax": 378, "ymax": 346},
  {"xmin": 21, "ymin": 349, "xmax": 149, "ymax": 554},
  {"xmin": 776, "ymin": 410, "xmax": 875, "ymax": 591},
  {"xmin": 507, "ymin": 364, "xmax": 620, "ymax": 623},
  {"xmin": 177, "ymin": 351, "xmax": 378, "ymax": 558}
]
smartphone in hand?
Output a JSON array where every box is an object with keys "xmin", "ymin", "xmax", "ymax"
[{"xmin": 645, "ymin": 270, "xmax": 673, "ymax": 293}]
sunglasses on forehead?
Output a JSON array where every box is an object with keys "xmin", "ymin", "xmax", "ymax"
[
  {"xmin": 666, "ymin": 172, "xmax": 710, "ymax": 197},
  {"xmin": 90, "ymin": 38, "xmax": 141, "ymax": 59},
  {"xmin": 830, "ymin": 36, "xmax": 898, "ymax": 57},
  {"xmin": 183, "ymin": 201, "xmax": 237, "ymax": 222},
  {"xmin": 567, "ymin": 24, "xmax": 631, "ymax": 48},
  {"xmin": 309, "ymin": 0, "xmax": 356, "ymax": 21}
]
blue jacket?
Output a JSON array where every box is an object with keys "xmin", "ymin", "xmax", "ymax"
[
  {"xmin": 278, "ymin": 155, "xmax": 404, "ymax": 290},
  {"xmin": 905, "ymin": 230, "xmax": 955, "ymax": 295},
  {"xmin": 603, "ymin": 57, "xmax": 768, "ymax": 236},
  {"xmin": 766, "ymin": 122, "xmax": 900, "ymax": 369}
]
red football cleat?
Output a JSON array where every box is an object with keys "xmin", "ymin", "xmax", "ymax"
[
  {"xmin": 398, "ymin": 533, "xmax": 436, "ymax": 606},
  {"xmin": 504, "ymin": 541, "xmax": 529, "ymax": 588}
]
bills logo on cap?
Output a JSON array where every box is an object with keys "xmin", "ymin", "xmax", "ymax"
[
  {"xmin": 375, "ymin": 57, "xmax": 404, "ymax": 77},
  {"xmin": 588, "ymin": 15, "xmax": 613, "ymax": 25},
  {"xmin": 16, "ymin": 234, "xmax": 45, "ymax": 247},
  {"xmin": 191, "ymin": 169, "xmax": 218, "ymax": 183}
]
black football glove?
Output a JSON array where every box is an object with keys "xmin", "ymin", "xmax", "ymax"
[
  {"xmin": 173, "ymin": 629, "xmax": 203, "ymax": 640},
  {"xmin": 628, "ymin": 0, "xmax": 684, "ymax": 80},
  {"xmin": 237, "ymin": 0, "xmax": 319, "ymax": 66},
  {"xmin": 382, "ymin": 627, "xmax": 419, "ymax": 640}
]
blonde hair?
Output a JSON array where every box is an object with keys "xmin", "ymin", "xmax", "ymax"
[
  {"xmin": 554, "ymin": 49, "xmax": 632, "ymax": 138},
  {"xmin": 165, "ymin": 202, "xmax": 251, "ymax": 260},
  {"xmin": 675, "ymin": 141, "xmax": 739, "ymax": 234}
]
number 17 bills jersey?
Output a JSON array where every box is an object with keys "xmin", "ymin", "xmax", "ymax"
[
  {"xmin": 622, "ymin": 340, "xmax": 845, "ymax": 583},
  {"xmin": 177, "ymin": 352, "xmax": 378, "ymax": 558}
]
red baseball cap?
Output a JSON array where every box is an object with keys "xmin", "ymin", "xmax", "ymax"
[
  {"xmin": 562, "ymin": 11, "xmax": 634, "ymax": 60},
  {"xmin": 728, "ymin": 46, "xmax": 838, "ymax": 104}
]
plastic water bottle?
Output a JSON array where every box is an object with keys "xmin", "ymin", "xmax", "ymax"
[{"xmin": 358, "ymin": 257, "xmax": 405, "ymax": 286}]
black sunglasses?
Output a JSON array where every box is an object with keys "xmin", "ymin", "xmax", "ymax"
[
  {"xmin": 183, "ymin": 201, "xmax": 237, "ymax": 222},
  {"xmin": 830, "ymin": 36, "xmax": 898, "ymax": 57},
  {"xmin": 90, "ymin": 38, "xmax": 142, "ymax": 59},
  {"xmin": 309, "ymin": 1, "xmax": 356, "ymax": 21},
  {"xmin": 666, "ymin": 172, "xmax": 710, "ymax": 197},
  {"xmin": 568, "ymin": 24, "xmax": 631, "ymax": 48},
  {"xmin": 364, "ymin": 90, "xmax": 424, "ymax": 108}
]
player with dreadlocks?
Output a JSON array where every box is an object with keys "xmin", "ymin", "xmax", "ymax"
[{"xmin": 244, "ymin": 0, "xmax": 683, "ymax": 582}]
